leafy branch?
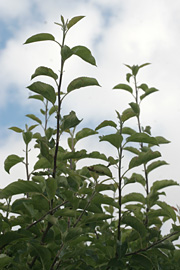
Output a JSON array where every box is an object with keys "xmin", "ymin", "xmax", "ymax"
[{"xmin": 125, "ymin": 230, "xmax": 179, "ymax": 256}]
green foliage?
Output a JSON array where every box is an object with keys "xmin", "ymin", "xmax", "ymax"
[
  {"xmin": 67, "ymin": 76, "xmax": 100, "ymax": 93},
  {"xmin": 0, "ymin": 15, "xmax": 179, "ymax": 270}
]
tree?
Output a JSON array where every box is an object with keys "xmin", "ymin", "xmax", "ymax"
[{"xmin": 0, "ymin": 15, "xmax": 180, "ymax": 270}]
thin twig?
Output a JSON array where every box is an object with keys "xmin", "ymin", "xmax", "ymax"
[
  {"xmin": 134, "ymin": 75, "xmax": 149, "ymax": 226},
  {"xmin": 117, "ymin": 121, "xmax": 123, "ymax": 244},
  {"xmin": 26, "ymin": 200, "xmax": 68, "ymax": 230},
  {"xmin": 52, "ymin": 32, "xmax": 66, "ymax": 180},
  {"xmin": 125, "ymin": 231, "xmax": 179, "ymax": 256},
  {"xmin": 50, "ymin": 243, "xmax": 64, "ymax": 270},
  {"xmin": 73, "ymin": 190, "xmax": 96, "ymax": 228}
]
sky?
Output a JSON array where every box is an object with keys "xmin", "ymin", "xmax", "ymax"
[{"xmin": 1, "ymin": 0, "xmax": 180, "ymax": 232}]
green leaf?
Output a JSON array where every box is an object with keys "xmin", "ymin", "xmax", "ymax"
[
  {"xmin": 67, "ymin": 76, "xmax": 100, "ymax": 93},
  {"xmin": 157, "ymin": 201, "xmax": 176, "ymax": 222},
  {"xmin": 49, "ymin": 105, "xmax": 58, "ymax": 116},
  {"xmin": 129, "ymin": 150, "xmax": 161, "ymax": 169},
  {"xmin": 59, "ymin": 149, "xmax": 87, "ymax": 161},
  {"xmin": 61, "ymin": 15, "xmax": 65, "ymax": 24},
  {"xmin": 121, "ymin": 108, "xmax": 136, "ymax": 122},
  {"xmin": 143, "ymin": 125, "xmax": 151, "ymax": 134},
  {"xmin": 140, "ymin": 87, "xmax": 159, "ymax": 100},
  {"xmin": 138, "ymin": 83, "xmax": 148, "ymax": 91},
  {"xmin": 29, "ymin": 124, "xmax": 39, "ymax": 131},
  {"xmin": 122, "ymin": 192, "xmax": 145, "ymax": 204},
  {"xmin": 124, "ymin": 64, "xmax": 132, "ymax": 70},
  {"xmin": 67, "ymin": 175, "xmax": 80, "ymax": 191},
  {"xmin": 61, "ymin": 45, "xmax": 73, "ymax": 61},
  {"xmin": 0, "ymin": 231, "xmax": 28, "ymax": 249},
  {"xmin": 124, "ymin": 173, "xmax": 146, "ymax": 186},
  {"xmin": 0, "ymin": 254, "xmax": 13, "ymax": 268},
  {"xmin": 147, "ymin": 160, "xmax": 168, "ymax": 174},
  {"xmin": 107, "ymin": 156, "xmax": 118, "ymax": 165},
  {"xmin": 24, "ymin": 33, "xmax": 55, "ymax": 44},
  {"xmin": 116, "ymin": 240, "xmax": 128, "ymax": 258},
  {"xmin": 40, "ymin": 109, "xmax": 45, "ymax": 115},
  {"xmin": 87, "ymin": 151, "xmax": 108, "ymax": 161},
  {"xmin": 76, "ymin": 128, "xmax": 97, "ymax": 142},
  {"xmin": 55, "ymin": 208, "xmax": 77, "ymax": 218},
  {"xmin": 122, "ymin": 215, "xmax": 146, "ymax": 237},
  {"xmin": 129, "ymin": 102, "xmax": 140, "ymax": 115},
  {"xmin": 27, "ymin": 81, "xmax": 56, "ymax": 104},
  {"xmin": 95, "ymin": 120, "xmax": 117, "ymax": 130},
  {"xmin": 122, "ymin": 127, "xmax": 136, "ymax": 135},
  {"xmin": 107, "ymin": 258, "xmax": 125, "ymax": 268},
  {"xmin": 155, "ymin": 136, "xmax": 171, "ymax": 144},
  {"xmin": 82, "ymin": 213, "xmax": 113, "ymax": 224},
  {"xmin": 131, "ymin": 254, "xmax": 153, "ymax": 269},
  {"xmin": 64, "ymin": 227, "xmax": 82, "ymax": 243},
  {"xmin": 71, "ymin": 45, "xmax": 96, "ymax": 65},
  {"xmin": 151, "ymin": 180, "xmax": 179, "ymax": 192},
  {"xmin": 29, "ymin": 94, "xmax": 44, "ymax": 101},
  {"xmin": 46, "ymin": 178, "xmax": 57, "ymax": 200},
  {"xmin": 125, "ymin": 204, "xmax": 144, "ymax": 213},
  {"xmin": 88, "ymin": 164, "xmax": 112, "ymax": 177},
  {"xmin": 139, "ymin": 62, "xmax": 151, "ymax": 69},
  {"xmin": 126, "ymin": 73, "xmax": 132, "ymax": 82},
  {"xmin": 61, "ymin": 111, "xmax": 82, "ymax": 131},
  {"xmin": 155, "ymin": 240, "xmax": 175, "ymax": 250},
  {"xmin": 30, "ymin": 243, "xmax": 51, "ymax": 270},
  {"xmin": 26, "ymin": 114, "xmax": 42, "ymax": 124},
  {"xmin": 0, "ymin": 180, "xmax": 42, "ymax": 199},
  {"xmin": 124, "ymin": 146, "xmax": 140, "ymax": 155},
  {"xmin": 33, "ymin": 132, "xmax": 42, "ymax": 139},
  {"xmin": 99, "ymin": 133, "xmax": 123, "ymax": 149},
  {"xmin": 95, "ymin": 183, "xmax": 116, "ymax": 192},
  {"xmin": 93, "ymin": 193, "xmax": 119, "ymax": 208},
  {"xmin": 172, "ymin": 224, "xmax": 180, "ymax": 232},
  {"xmin": 34, "ymin": 157, "xmax": 52, "ymax": 170},
  {"xmin": 67, "ymin": 15, "xmax": 85, "ymax": 30},
  {"xmin": 39, "ymin": 140, "xmax": 52, "ymax": 162},
  {"xmin": 113, "ymin": 83, "xmax": 133, "ymax": 93},
  {"xmin": 9, "ymin": 126, "xmax": 23, "ymax": 133},
  {"xmin": 31, "ymin": 66, "xmax": 58, "ymax": 81},
  {"xmin": 45, "ymin": 127, "xmax": 54, "ymax": 140},
  {"xmin": 4, "ymin": 154, "xmax": 24, "ymax": 173},
  {"xmin": 23, "ymin": 131, "xmax": 33, "ymax": 145},
  {"xmin": 131, "ymin": 65, "xmax": 139, "ymax": 76},
  {"xmin": 127, "ymin": 133, "xmax": 158, "ymax": 145},
  {"xmin": 148, "ymin": 209, "xmax": 168, "ymax": 219}
]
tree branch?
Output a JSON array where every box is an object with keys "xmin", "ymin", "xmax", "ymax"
[
  {"xmin": 26, "ymin": 200, "xmax": 68, "ymax": 230},
  {"xmin": 125, "ymin": 231, "xmax": 179, "ymax": 256}
]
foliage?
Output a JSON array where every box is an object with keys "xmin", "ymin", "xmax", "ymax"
[{"xmin": 0, "ymin": 15, "xmax": 180, "ymax": 270}]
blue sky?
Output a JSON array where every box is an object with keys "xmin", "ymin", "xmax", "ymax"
[{"xmin": 1, "ymin": 0, "xmax": 180, "ymax": 231}]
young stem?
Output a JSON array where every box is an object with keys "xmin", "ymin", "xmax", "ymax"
[
  {"xmin": 25, "ymin": 143, "xmax": 30, "ymax": 198},
  {"xmin": 117, "ymin": 121, "xmax": 123, "ymax": 247},
  {"xmin": 25, "ymin": 143, "xmax": 30, "ymax": 181},
  {"xmin": 52, "ymin": 28, "xmax": 66, "ymax": 180},
  {"xmin": 117, "ymin": 148, "xmax": 123, "ymax": 242},
  {"xmin": 44, "ymin": 99, "xmax": 48, "ymax": 132},
  {"xmin": 134, "ymin": 75, "xmax": 149, "ymax": 225}
]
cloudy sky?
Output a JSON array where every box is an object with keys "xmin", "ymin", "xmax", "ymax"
[{"xmin": 1, "ymin": 0, "xmax": 180, "ymax": 227}]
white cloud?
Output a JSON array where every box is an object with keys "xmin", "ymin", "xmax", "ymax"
[{"xmin": 0, "ymin": 0, "xmax": 32, "ymax": 22}]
